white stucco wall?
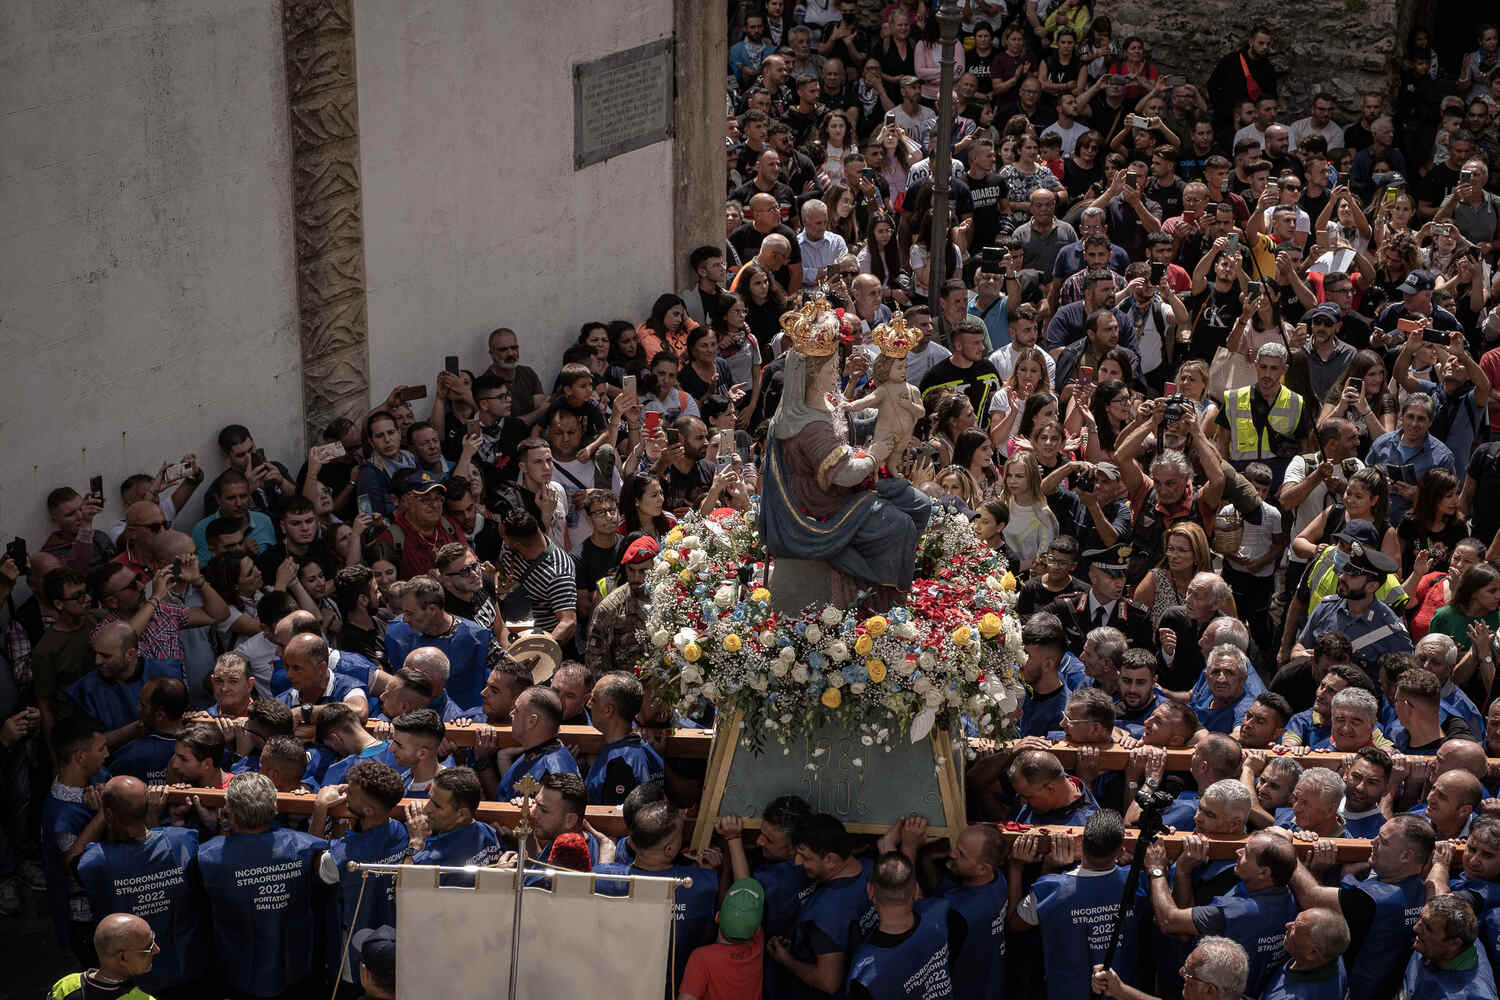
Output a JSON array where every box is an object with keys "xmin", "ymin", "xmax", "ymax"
[
  {"xmin": 355, "ymin": 0, "xmax": 677, "ymax": 395},
  {"xmin": 0, "ymin": 1, "xmax": 302, "ymax": 539}
]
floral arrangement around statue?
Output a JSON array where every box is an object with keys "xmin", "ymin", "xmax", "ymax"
[{"xmin": 637, "ymin": 501, "xmax": 1025, "ymax": 769}]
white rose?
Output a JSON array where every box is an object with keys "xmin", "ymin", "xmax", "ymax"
[
  {"xmin": 770, "ymin": 660, "xmax": 790, "ymax": 677},
  {"xmin": 681, "ymin": 535, "xmax": 700, "ymax": 549},
  {"xmin": 924, "ymin": 687, "xmax": 944, "ymax": 708},
  {"xmin": 828, "ymin": 641, "xmax": 850, "ymax": 662},
  {"xmin": 682, "ymin": 665, "xmax": 702, "ymax": 685},
  {"xmin": 651, "ymin": 629, "xmax": 671, "ymax": 648},
  {"xmin": 820, "ymin": 606, "xmax": 843, "ymax": 626},
  {"xmin": 849, "ymin": 682, "xmax": 866, "ymax": 694},
  {"xmin": 895, "ymin": 656, "xmax": 916, "ymax": 676},
  {"xmin": 689, "ymin": 549, "xmax": 709, "ymax": 568},
  {"xmin": 779, "ymin": 646, "xmax": 796, "ymax": 663},
  {"xmin": 702, "ymin": 683, "xmax": 719, "ymax": 701},
  {"xmin": 913, "ymin": 675, "xmax": 932, "ymax": 693},
  {"xmin": 825, "ymin": 669, "xmax": 845, "ymax": 688},
  {"xmin": 918, "ymin": 652, "xmax": 936, "ymax": 671},
  {"xmin": 760, "ymin": 630, "xmax": 776, "ymax": 646},
  {"xmin": 791, "ymin": 664, "xmax": 809, "ymax": 683},
  {"xmin": 749, "ymin": 674, "xmax": 769, "ymax": 692},
  {"xmin": 805, "ymin": 624, "xmax": 823, "ymax": 644},
  {"xmin": 899, "ymin": 622, "xmax": 921, "ymax": 639},
  {"xmin": 714, "ymin": 587, "xmax": 736, "ymax": 609}
]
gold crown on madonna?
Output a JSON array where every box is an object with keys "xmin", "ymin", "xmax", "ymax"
[
  {"xmin": 779, "ymin": 296, "xmax": 838, "ymax": 357},
  {"xmin": 871, "ymin": 313, "xmax": 919, "ymax": 359}
]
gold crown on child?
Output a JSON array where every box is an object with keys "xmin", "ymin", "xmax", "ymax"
[
  {"xmin": 870, "ymin": 312, "xmax": 918, "ymax": 359},
  {"xmin": 779, "ymin": 296, "xmax": 839, "ymax": 357}
]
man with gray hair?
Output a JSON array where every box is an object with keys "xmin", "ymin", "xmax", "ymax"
[
  {"xmin": 1197, "ymin": 644, "xmax": 1257, "ymax": 734},
  {"xmin": 1217, "ymin": 338, "xmax": 1317, "ymax": 488},
  {"xmin": 1413, "ymin": 632, "xmax": 1485, "ymax": 736},
  {"xmin": 1276, "ymin": 766, "xmax": 1347, "ymax": 837},
  {"xmin": 1093, "ymin": 935, "xmax": 1250, "ymax": 1000},
  {"xmin": 198, "ymin": 772, "xmax": 326, "ymax": 998},
  {"xmin": 1404, "ymin": 894, "xmax": 1496, "ymax": 998},
  {"xmin": 1159, "ymin": 573, "xmax": 1240, "ymax": 697},
  {"xmin": 1366, "ymin": 387, "xmax": 1457, "ymax": 524},
  {"xmin": 796, "ymin": 198, "xmax": 848, "ymax": 286}
]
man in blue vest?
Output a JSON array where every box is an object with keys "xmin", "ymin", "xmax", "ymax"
[
  {"xmin": 277, "ymin": 633, "xmax": 369, "ymax": 721},
  {"xmin": 406, "ymin": 766, "xmax": 502, "ymax": 886},
  {"xmin": 1217, "ymin": 340, "xmax": 1318, "ymax": 488},
  {"xmin": 524, "ymin": 771, "xmax": 603, "ymax": 868},
  {"xmin": 67, "ymin": 621, "xmax": 145, "ymax": 736},
  {"xmin": 1195, "ymin": 644, "xmax": 1258, "ymax": 734},
  {"xmin": 389, "ymin": 708, "xmax": 445, "ymax": 797},
  {"xmin": 1146, "ymin": 828, "xmax": 1298, "ymax": 995},
  {"xmin": 1125, "ymin": 734, "xmax": 1242, "ymax": 830},
  {"xmin": 75, "ymin": 775, "xmax": 209, "ymax": 999},
  {"xmin": 594, "ymin": 798, "xmax": 720, "ymax": 992},
  {"xmin": 845, "ymin": 851, "xmax": 961, "ymax": 999},
  {"xmin": 584, "ymin": 671, "xmax": 664, "ymax": 806},
  {"xmin": 1274, "ymin": 766, "xmax": 1347, "ymax": 837},
  {"xmin": 1008, "ymin": 748, "xmax": 1100, "ymax": 825},
  {"xmin": 197, "ymin": 772, "xmax": 327, "ymax": 1000},
  {"xmin": 384, "ymin": 574, "xmax": 490, "ymax": 708},
  {"xmin": 1012, "ymin": 809, "xmax": 1150, "ymax": 999},
  {"xmin": 1291, "ymin": 812, "xmax": 1434, "ymax": 1000},
  {"xmin": 1341, "ymin": 746, "xmax": 1393, "ymax": 838},
  {"xmin": 1425, "ymin": 817, "xmax": 1500, "ymax": 915},
  {"xmin": 1404, "ymin": 894, "xmax": 1499, "ymax": 1000},
  {"xmin": 939, "ymin": 823, "xmax": 1006, "ymax": 1000},
  {"xmin": 108, "ymin": 677, "xmax": 188, "ymax": 786},
  {"xmin": 1113, "ymin": 648, "xmax": 1166, "ymax": 738},
  {"xmin": 309, "ymin": 760, "xmax": 409, "ymax": 991},
  {"xmin": 1261, "ymin": 907, "xmax": 1352, "ymax": 1000},
  {"xmin": 496, "ymin": 685, "xmax": 579, "ymax": 800},
  {"xmin": 1092, "ymin": 935, "xmax": 1249, "ymax": 1000},
  {"xmin": 767, "ymin": 813, "xmax": 876, "ymax": 998},
  {"xmin": 315, "ymin": 702, "xmax": 403, "ymax": 787},
  {"xmin": 1015, "ymin": 613, "xmax": 1070, "ymax": 737},
  {"xmin": 401, "ymin": 646, "xmax": 470, "ymax": 723}
]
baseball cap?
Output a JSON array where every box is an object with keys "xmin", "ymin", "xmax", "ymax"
[
  {"xmin": 352, "ymin": 926, "xmax": 397, "ymax": 986},
  {"xmin": 392, "ymin": 469, "xmax": 446, "ymax": 497},
  {"xmin": 1306, "ymin": 302, "xmax": 1342, "ymax": 323},
  {"xmin": 719, "ymin": 878, "xmax": 765, "ymax": 942},
  {"xmin": 1397, "ymin": 269, "xmax": 1437, "ymax": 294},
  {"xmin": 1333, "ymin": 518, "xmax": 1380, "ymax": 548}
]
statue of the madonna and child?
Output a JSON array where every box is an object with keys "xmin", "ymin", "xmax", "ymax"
[{"xmin": 759, "ymin": 297, "xmax": 933, "ymax": 612}]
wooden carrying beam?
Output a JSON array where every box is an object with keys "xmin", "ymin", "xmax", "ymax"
[
  {"xmin": 161, "ymin": 789, "xmax": 1442, "ymax": 863},
  {"xmin": 355, "ymin": 721, "xmax": 715, "ymax": 757}
]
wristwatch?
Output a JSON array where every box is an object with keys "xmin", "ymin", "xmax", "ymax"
[{"xmin": 1149, "ymin": 867, "xmax": 1166, "ymax": 879}]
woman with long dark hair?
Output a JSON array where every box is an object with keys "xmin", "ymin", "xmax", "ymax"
[
  {"xmin": 1291, "ymin": 466, "xmax": 1402, "ymax": 565},
  {"xmin": 679, "ymin": 325, "xmax": 735, "ymax": 403},
  {"xmin": 1086, "ymin": 379, "xmax": 1132, "ymax": 460},
  {"xmin": 929, "ymin": 391, "xmax": 976, "ymax": 467},
  {"xmin": 736, "ymin": 262, "xmax": 785, "ymax": 363},
  {"xmin": 1399, "ymin": 468, "xmax": 1468, "ymax": 578},
  {"xmin": 618, "ymin": 472, "xmax": 674, "ymax": 539},
  {"xmin": 637, "ymin": 294, "xmax": 698, "ymax": 362},
  {"xmin": 607, "ymin": 319, "xmax": 648, "ymax": 373},
  {"xmin": 953, "ymin": 427, "xmax": 1000, "ymax": 498},
  {"xmin": 1429, "ymin": 560, "xmax": 1500, "ymax": 703},
  {"xmin": 354, "ymin": 411, "xmax": 417, "ymax": 517},
  {"xmin": 858, "ymin": 211, "xmax": 905, "ymax": 287},
  {"xmin": 1320, "ymin": 349, "xmax": 1397, "ymax": 450}
]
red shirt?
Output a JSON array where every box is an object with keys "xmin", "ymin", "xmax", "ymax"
[{"xmin": 678, "ymin": 929, "xmax": 763, "ymax": 1000}]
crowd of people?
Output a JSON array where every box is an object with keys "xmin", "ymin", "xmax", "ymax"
[{"xmin": 15, "ymin": 0, "xmax": 1500, "ymax": 998}]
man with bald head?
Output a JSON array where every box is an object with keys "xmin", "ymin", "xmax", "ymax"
[
  {"xmin": 278, "ymin": 633, "xmax": 368, "ymax": 722},
  {"xmin": 404, "ymin": 646, "xmax": 467, "ymax": 721},
  {"xmin": 114, "ymin": 500, "xmax": 169, "ymax": 580},
  {"xmin": 76, "ymin": 776, "xmax": 208, "ymax": 996},
  {"xmin": 1260, "ymin": 907, "xmax": 1351, "ymax": 999},
  {"xmin": 65, "ymin": 621, "xmax": 145, "ymax": 739},
  {"xmin": 1425, "ymin": 769, "xmax": 1484, "ymax": 839},
  {"xmin": 49, "ymin": 911, "xmax": 159, "ymax": 1000},
  {"xmin": 729, "ymin": 191, "xmax": 802, "ymax": 292},
  {"xmin": 497, "ymin": 685, "xmax": 579, "ymax": 801}
]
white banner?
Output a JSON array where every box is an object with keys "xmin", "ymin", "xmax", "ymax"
[{"xmin": 394, "ymin": 864, "xmax": 677, "ymax": 999}]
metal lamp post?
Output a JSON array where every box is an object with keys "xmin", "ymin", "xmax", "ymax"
[{"xmin": 927, "ymin": 3, "xmax": 964, "ymax": 314}]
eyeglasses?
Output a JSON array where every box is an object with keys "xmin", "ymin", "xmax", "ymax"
[
  {"xmin": 59, "ymin": 591, "xmax": 89, "ymax": 604},
  {"xmin": 120, "ymin": 935, "xmax": 158, "ymax": 957},
  {"xmin": 443, "ymin": 563, "xmax": 482, "ymax": 577},
  {"xmin": 1180, "ymin": 967, "xmax": 1219, "ymax": 993}
]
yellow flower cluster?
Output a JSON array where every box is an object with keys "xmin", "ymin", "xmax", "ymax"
[
  {"xmin": 980, "ymin": 613, "xmax": 1004, "ymax": 638},
  {"xmin": 865, "ymin": 615, "xmax": 889, "ymax": 637}
]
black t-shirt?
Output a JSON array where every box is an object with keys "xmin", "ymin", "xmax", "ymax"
[
  {"xmin": 965, "ymin": 47, "xmax": 997, "ymax": 92},
  {"xmin": 337, "ymin": 619, "xmax": 388, "ymax": 668},
  {"xmin": 1396, "ymin": 516, "xmax": 1469, "ymax": 576},
  {"xmin": 1017, "ymin": 574, "xmax": 1089, "ymax": 619},
  {"xmin": 1468, "ymin": 443, "xmax": 1500, "ymax": 541},
  {"xmin": 444, "ymin": 587, "xmax": 497, "ymax": 631},
  {"xmin": 964, "ymin": 169, "xmax": 1006, "ymax": 250},
  {"xmin": 1146, "ymin": 175, "xmax": 1186, "ymax": 221},
  {"xmin": 1185, "ymin": 285, "xmax": 1244, "ymax": 362},
  {"xmin": 728, "ymin": 221, "xmax": 802, "ymax": 291},
  {"xmin": 1062, "ymin": 158, "xmax": 1105, "ymax": 201},
  {"xmin": 919, "ymin": 359, "xmax": 1002, "ymax": 429},
  {"xmin": 663, "ymin": 460, "xmax": 715, "ymax": 516},
  {"xmin": 729, "ymin": 181, "xmax": 799, "ymax": 225},
  {"xmin": 575, "ymin": 537, "xmax": 620, "ymax": 595},
  {"xmin": 1087, "ymin": 95, "xmax": 1128, "ymax": 139},
  {"xmin": 258, "ymin": 538, "xmax": 340, "ymax": 582}
]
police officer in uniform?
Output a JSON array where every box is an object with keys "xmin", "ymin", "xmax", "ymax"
[
  {"xmin": 1294, "ymin": 539, "xmax": 1413, "ymax": 673},
  {"xmin": 1047, "ymin": 543, "xmax": 1153, "ymax": 654},
  {"xmin": 1295, "ymin": 520, "xmax": 1408, "ymax": 622}
]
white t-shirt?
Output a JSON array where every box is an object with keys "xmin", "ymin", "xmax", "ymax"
[
  {"xmin": 1221, "ymin": 501, "xmax": 1282, "ymax": 577},
  {"xmin": 1288, "ymin": 118, "xmax": 1345, "ymax": 151},
  {"xmin": 1041, "ymin": 119, "xmax": 1090, "ymax": 157},
  {"xmin": 988, "ymin": 343, "xmax": 1057, "ymax": 385},
  {"xmin": 1279, "ymin": 454, "xmax": 1363, "ymax": 550}
]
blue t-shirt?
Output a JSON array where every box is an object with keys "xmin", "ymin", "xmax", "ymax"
[
  {"xmin": 324, "ymin": 819, "xmax": 409, "ymax": 982},
  {"xmin": 41, "ymin": 782, "xmax": 98, "ymax": 942},
  {"xmin": 198, "ymin": 828, "xmax": 327, "ymax": 997},
  {"xmin": 77, "ymin": 827, "xmax": 207, "ymax": 992},
  {"xmin": 108, "ymin": 733, "xmax": 178, "ymax": 785},
  {"xmin": 192, "ymin": 509, "xmax": 276, "ymax": 563},
  {"xmin": 384, "ymin": 617, "xmax": 492, "ymax": 709},
  {"xmin": 65, "ymin": 671, "xmax": 143, "ymax": 731},
  {"xmin": 498, "ymin": 739, "xmax": 580, "ymax": 800},
  {"xmin": 321, "ymin": 741, "xmax": 408, "ymax": 788},
  {"xmin": 585, "ymin": 735, "xmax": 664, "ymax": 806}
]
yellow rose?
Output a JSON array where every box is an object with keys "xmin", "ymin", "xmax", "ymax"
[
  {"xmin": 684, "ymin": 642, "xmax": 702, "ymax": 662},
  {"xmin": 723, "ymin": 634, "xmax": 742, "ymax": 652},
  {"xmin": 820, "ymin": 686, "xmax": 842, "ymax": 708},
  {"xmin": 854, "ymin": 634, "xmax": 874, "ymax": 656},
  {"xmin": 952, "ymin": 626, "xmax": 973, "ymax": 645},
  {"xmin": 866, "ymin": 658, "xmax": 887, "ymax": 682},
  {"xmin": 666, "ymin": 527, "xmax": 684, "ymax": 545},
  {"xmin": 999, "ymin": 571, "xmax": 1017, "ymax": 591},
  {"xmin": 979, "ymin": 613, "xmax": 1004, "ymax": 638},
  {"xmin": 662, "ymin": 549, "xmax": 680, "ymax": 566},
  {"xmin": 679, "ymin": 569, "xmax": 694, "ymax": 585},
  {"xmin": 751, "ymin": 587, "xmax": 771, "ymax": 603},
  {"xmin": 865, "ymin": 615, "xmax": 889, "ymax": 637}
]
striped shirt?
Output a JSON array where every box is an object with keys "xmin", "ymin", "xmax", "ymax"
[{"xmin": 500, "ymin": 542, "xmax": 577, "ymax": 633}]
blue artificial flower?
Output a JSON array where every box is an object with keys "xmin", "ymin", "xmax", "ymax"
[
  {"xmin": 732, "ymin": 609, "xmax": 746, "ymax": 621},
  {"xmin": 807, "ymin": 651, "xmax": 827, "ymax": 671}
]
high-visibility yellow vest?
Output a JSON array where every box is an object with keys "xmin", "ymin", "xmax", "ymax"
[{"xmin": 1226, "ymin": 383, "xmax": 1303, "ymax": 463}]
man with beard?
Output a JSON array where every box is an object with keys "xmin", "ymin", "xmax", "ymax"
[
  {"xmin": 583, "ymin": 537, "xmax": 656, "ymax": 678},
  {"xmin": 1112, "ymin": 648, "xmax": 1166, "ymax": 738},
  {"xmin": 937, "ymin": 823, "xmax": 1007, "ymax": 1000},
  {"xmin": 434, "ymin": 542, "xmax": 496, "ymax": 630},
  {"xmin": 1295, "ymin": 542, "xmax": 1412, "ymax": 672},
  {"xmin": 1340, "ymin": 746, "xmax": 1393, "ymax": 838}
]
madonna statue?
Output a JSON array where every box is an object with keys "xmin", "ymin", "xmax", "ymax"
[{"xmin": 759, "ymin": 297, "xmax": 932, "ymax": 609}]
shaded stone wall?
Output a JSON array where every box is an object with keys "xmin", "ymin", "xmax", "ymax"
[{"xmin": 1089, "ymin": 0, "xmax": 1416, "ymax": 120}]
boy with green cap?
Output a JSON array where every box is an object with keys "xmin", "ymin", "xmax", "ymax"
[{"xmin": 678, "ymin": 877, "xmax": 765, "ymax": 1000}]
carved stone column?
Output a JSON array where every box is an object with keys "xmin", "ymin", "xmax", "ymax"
[
  {"xmin": 673, "ymin": 0, "xmax": 728, "ymax": 286},
  {"xmin": 281, "ymin": 0, "xmax": 371, "ymax": 446}
]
